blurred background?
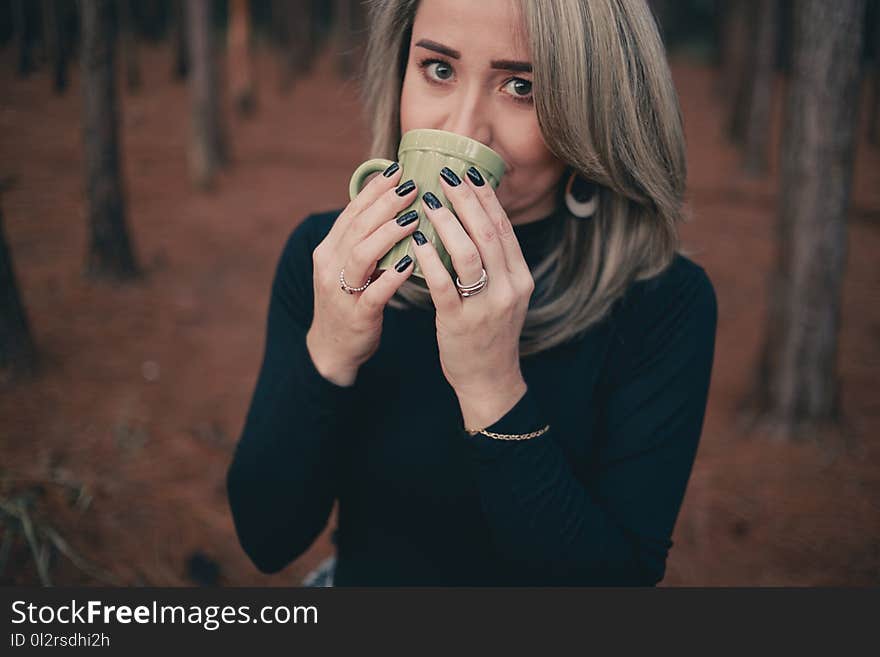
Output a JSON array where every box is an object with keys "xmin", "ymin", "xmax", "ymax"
[{"xmin": 0, "ymin": 0, "xmax": 878, "ymax": 586}]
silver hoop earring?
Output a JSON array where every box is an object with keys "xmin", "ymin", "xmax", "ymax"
[{"xmin": 564, "ymin": 172, "xmax": 598, "ymax": 219}]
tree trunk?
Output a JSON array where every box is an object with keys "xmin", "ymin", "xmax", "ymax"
[
  {"xmin": 870, "ymin": 2, "xmax": 880, "ymax": 145},
  {"xmin": 137, "ymin": 0, "xmax": 165, "ymax": 40},
  {"xmin": 743, "ymin": 0, "xmax": 779, "ymax": 174},
  {"xmin": 186, "ymin": 0, "xmax": 228, "ymax": 190},
  {"xmin": 0, "ymin": 200, "xmax": 39, "ymax": 383},
  {"xmin": 288, "ymin": 0, "xmax": 318, "ymax": 76},
  {"xmin": 333, "ymin": 0, "xmax": 356, "ymax": 79},
  {"xmin": 710, "ymin": 0, "xmax": 725, "ymax": 70},
  {"xmin": 40, "ymin": 0, "xmax": 70, "ymax": 93},
  {"xmin": 171, "ymin": 0, "xmax": 189, "ymax": 80},
  {"xmin": 717, "ymin": 0, "xmax": 747, "ymax": 101},
  {"xmin": 274, "ymin": 0, "xmax": 319, "ymax": 94},
  {"xmin": 727, "ymin": 0, "xmax": 757, "ymax": 145},
  {"xmin": 228, "ymin": 0, "xmax": 256, "ymax": 116},
  {"xmin": 271, "ymin": 0, "xmax": 291, "ymax": 92},
  {"xmin": 744, "ymin": 0, "xmax": 866, "ymax": 442},
  {"xmin": 117, "ymin": 0, "xmax": 141, "ymax": 92},
  {"xmin": 11, "ymin": 0, "xmax": 34, "ymax": 77},
  {"xmin": 79, "ymin": 0, "xmax": 139, "ymax": 280},
  {"xmin": 297, "ymin": 0, "xmax": 321, "ymax": 77}
]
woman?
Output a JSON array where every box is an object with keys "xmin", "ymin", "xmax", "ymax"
[{"xmin": 226, "ymin": 0, "xmax": 717, "ymax": 586}]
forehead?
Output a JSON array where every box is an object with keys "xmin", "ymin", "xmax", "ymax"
[{"xmin": 411, "ymin": 0, "xmax": 529, "ymax": 59}]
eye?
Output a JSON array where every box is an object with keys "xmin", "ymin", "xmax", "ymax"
[
  {"xmin": 503, "ymin": 78, "xmax": 533, "ymax": 104},
  {"xmin": 418, "ymin": 58, "xmax": 455, "ymax": 83},
  {"xmin": 416, "ymin": 57, "xmax": 533, "ymax": 105}
]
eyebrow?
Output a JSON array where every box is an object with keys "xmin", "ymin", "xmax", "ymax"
[{"xmin": 414, "ymin": 39, "xmax": 533, "ymax": 73}]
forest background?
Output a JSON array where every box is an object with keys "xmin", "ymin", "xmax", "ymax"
[{"xmin": 1, "ymin": 0, "xmax": 878, "ymax": 586}]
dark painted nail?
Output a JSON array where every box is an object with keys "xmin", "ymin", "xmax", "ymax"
[
  {"xmin": 394, "ymin": 254, "xmax": 413, "ymax": 272},
  {"xmin": 412, "ymin": 230, "xmax": 428, "ymax": 246},
  {"xmin": 382, "ymin": 161, "xmax": 400, "ymax": 177},
  {"xmin": 422, "ymin": 191, "xmax": 442, "ymax": 210},
  {"xmin": 440, "ymin": 167, "xmax": 461, "ymax": 186},
  {"xmin": 395, "ymin": 179, "xmax": 416, "ymax": 196},
  {"xmin": 396, "ymin": 209, "xmax": 419, "ymax": 226},
  {"xmin": 466, "ymin": 166, "xmax": 485, "ymax": 186}
]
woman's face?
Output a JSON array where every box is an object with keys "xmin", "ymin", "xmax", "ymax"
[{"xmin": 399, "ymin": 0, "xmax": 567, "ymax": 225}]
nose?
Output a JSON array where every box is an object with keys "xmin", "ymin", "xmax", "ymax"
[{"xmin": 442, "ymin": 85, "xmax": 492, "ymax": 146}]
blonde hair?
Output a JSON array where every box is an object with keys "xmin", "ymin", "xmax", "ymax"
[{"xmin": 358, "ymin": 0, "xmax": 689, "ymax": 357}]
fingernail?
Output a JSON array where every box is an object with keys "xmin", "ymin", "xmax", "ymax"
[
  {"xmin": 466, "ymin": 166, "xmax": 485, "ymax": 186},
  {"xmin": 395, "ymin": 179, "xmax": 416, "ymax": 196},
  {"xmin": 396, "ymin": 209, "xmax": 419, "ymax": 226},
  {"xmin": 394, "ymin": 254, "xmax": 413, "ymax": 272},
  {"xmin": 422, "ymin": 191, "xmax": 442, "ymax": 210},
  {"xmin": 412, "ymin": 230, "xmax": 428, "ymax": 246},
  {"xmin": 382, "ymin": 161, "xmax": 400, "ymax": 177},
  {"xmin": 440, "ymin": 167, "xmax": 461, "ymax": 186}
]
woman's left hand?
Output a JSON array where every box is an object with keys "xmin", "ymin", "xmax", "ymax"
[{"xmin": 410, "ymin": 166, "xmax": 534, "ymax": 429}]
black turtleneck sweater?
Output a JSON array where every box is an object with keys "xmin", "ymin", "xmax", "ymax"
[{"xmin": 226, "ymin": 206, "xmax": 718, "ymax": 586}]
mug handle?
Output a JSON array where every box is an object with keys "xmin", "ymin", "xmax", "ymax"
[{"xmin": 349, "ymin": 158, "xmax": 396, "ymax": 201}]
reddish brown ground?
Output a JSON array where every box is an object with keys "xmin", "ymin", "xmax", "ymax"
[{"xmin": 1, "ymin": 43, "xmax": 878, "ymax": 586}]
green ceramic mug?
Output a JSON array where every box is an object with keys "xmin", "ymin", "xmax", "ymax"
[{"xmin": 348, "ymin": 128, "xmax": 507, "ymax": 280}]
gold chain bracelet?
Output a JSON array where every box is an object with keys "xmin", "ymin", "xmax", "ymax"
[{"xmin": 465, "ymin": 424, "xmax": 550, "ymax": 441}]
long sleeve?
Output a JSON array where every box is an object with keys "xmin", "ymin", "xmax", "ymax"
[
  {"xmin": 226, "ymin": 214, "xmax": 356, "ymax": 574},
  {"xmin": 460, "ymin": 261, "xmax": 718, "ymax": 585}
]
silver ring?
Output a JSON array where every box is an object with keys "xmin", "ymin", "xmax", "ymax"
[
  {"xmin": 340, "ymin": 267, "xmax": 372, "ymax": 294},
  {"xmin": 455, "ymin": 267, "xmax": 488, "ymax": 297}
]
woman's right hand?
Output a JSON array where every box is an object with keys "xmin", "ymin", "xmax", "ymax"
[{"xmin": 306, "ymin": 163, "xmax": 420, "ymax": 386}]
